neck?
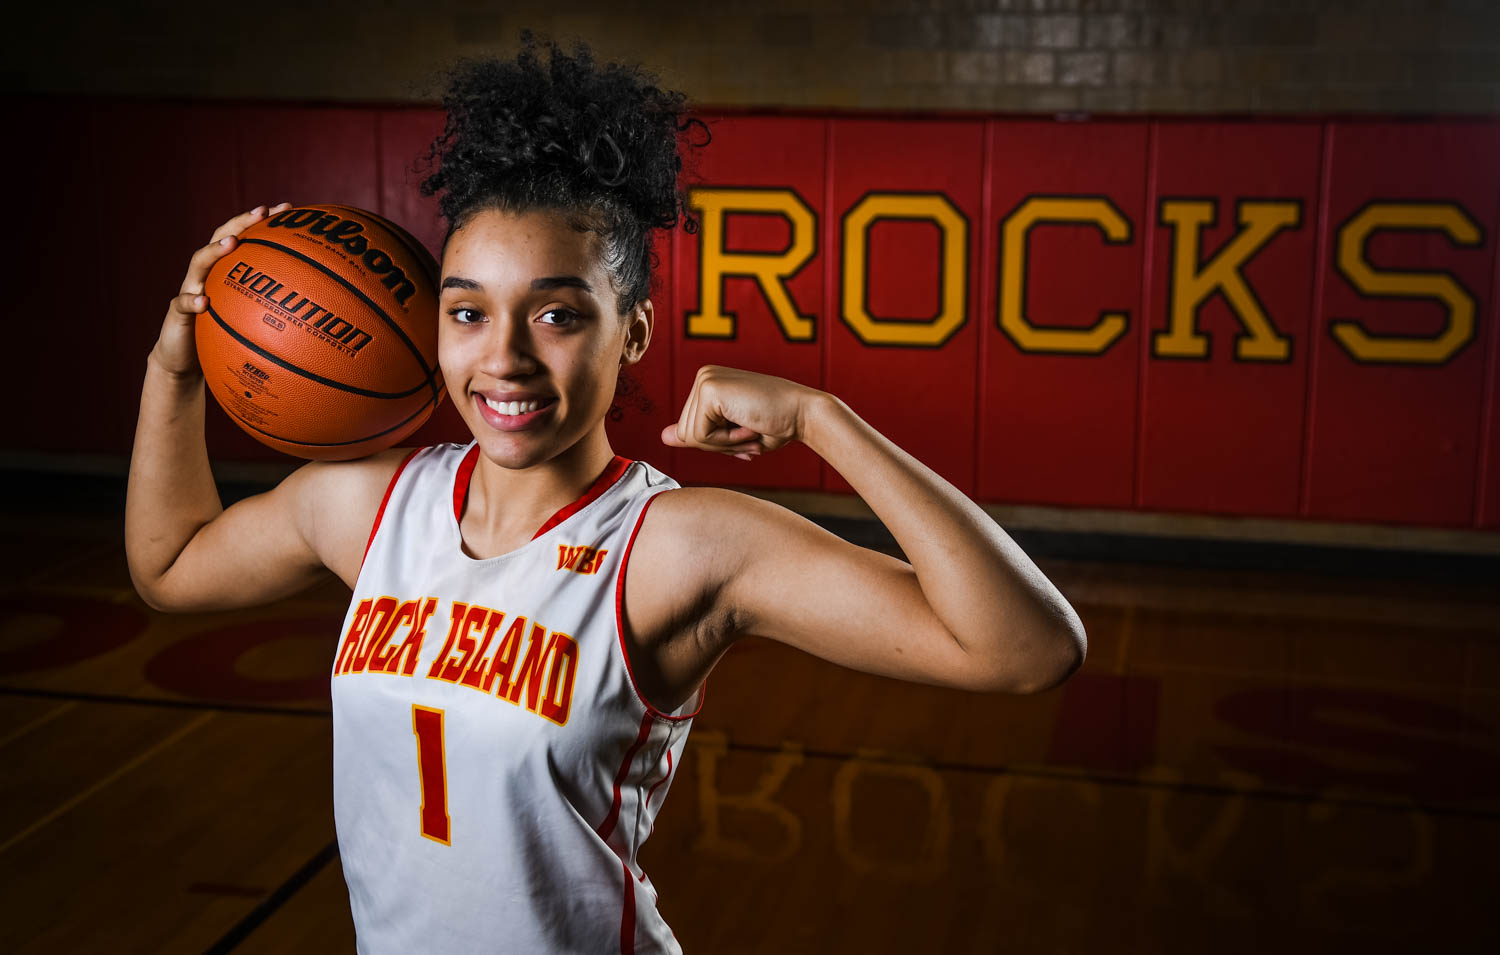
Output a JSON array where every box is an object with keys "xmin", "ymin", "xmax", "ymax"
[{"xmin": 464, "ymin": 422, "xmax": 617, "ymax": 538}]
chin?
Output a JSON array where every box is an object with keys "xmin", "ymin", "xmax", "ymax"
[{"xmin": 473, "ymin": 435, "xmax": 550, "ymax": 470}]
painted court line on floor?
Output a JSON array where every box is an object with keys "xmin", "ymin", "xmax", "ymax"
[
  {"xmin": 203, "ymin": 839, "xmax": 340, "ymax": 955},
  {"xmin": 0, "ymin": 700, "xmax": 78, "ymax": 749},
  {"xmin": 0, "ymin": 711, "xmax": 215, "ymax": 855}
]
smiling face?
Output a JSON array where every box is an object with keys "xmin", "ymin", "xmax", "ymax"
[{"xmin": 438, "ymin": 207, "xmax": 651, "ymax": 470}]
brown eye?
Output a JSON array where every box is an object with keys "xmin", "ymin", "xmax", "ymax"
[{"xmin": 538, "ymin": 308, "xmax": 581, "ymax": 326}]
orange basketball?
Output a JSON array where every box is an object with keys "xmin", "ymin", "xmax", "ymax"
[{"xmin": 197, "ymin": 203, "xmax": 445, "ymax": 460}]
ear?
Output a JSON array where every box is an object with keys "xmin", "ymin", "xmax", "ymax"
[{"xmin": 620, "ymin": 298, "xmax": 653, "ymax": 366}]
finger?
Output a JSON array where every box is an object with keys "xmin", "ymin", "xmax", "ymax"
[
  {"xmin": 698, "ymin": 423, "xmax": 761, "ymax": 450},
  {"xmin": 169, "ymin": 291, "xmax": 208, "ymax": 316},
  {"xmin": 681, "ymin": 381, "xmax": 707, "ymax": 446},
  {"xmin": 209, "ymin": 205, "xmax": 271, "ymax": 243},
  {"xmin": 179, "ymin": 235, "xmax": 238, "ymax": 295},
  {"xmin": 691, "ymin": 391, "xmax": 738, "ymax": 448},
  {"xmin": 270, "ymin": 201, "xmax": 293, "ymax": 213},
  {"xmin": 722, "ymin": 439, "xmax": 762, "ymax": 457},
  {"xmin": 713, "ymin": 424, "xmax": 759, "ymax": 444},
  {"xmin": 733, "ymin": 452, "xmax": 753, "ymax": 461}
]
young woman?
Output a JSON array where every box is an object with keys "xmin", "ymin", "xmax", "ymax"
[{"xmin": 126, "ymin": 38, "xmax": 1084, "ymax": 955}]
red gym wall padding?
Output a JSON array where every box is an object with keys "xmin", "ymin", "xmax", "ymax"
[
  {"xmin": 1305, "ymin": 122, "xmax": 1500, "ymax": 528},
  {"xmin": 981, "ymin": 119, "xmax": 1149, "ymax": 512},
  {"xmin": 1139, "ymin": 121, "xmax": 1322, "ymax": 520},
  {"xmin": 10, "ymin": 99, "xmax": 1499, "ymax": 531}
]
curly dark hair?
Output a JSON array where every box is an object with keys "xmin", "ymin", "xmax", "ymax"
[{"xmin": 419, "ymin": 33, "xmax": 707, "ymax": 317}]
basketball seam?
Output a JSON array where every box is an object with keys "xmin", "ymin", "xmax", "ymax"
[
  {"xmin": 205, "ymin": 303, "xmax": 431, "ymax": 400},
  {"xmin": 235, "ymin": 236, "xmax": 439, "ymax": 402}
]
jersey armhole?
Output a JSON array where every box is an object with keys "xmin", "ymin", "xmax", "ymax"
[
  {"xmin": 358, "ymin": 447, "xmax": 423, "ymax": 575},
  {"xmin": 614, "ymin": 491, "xmax": 707, "ymax": 723}
]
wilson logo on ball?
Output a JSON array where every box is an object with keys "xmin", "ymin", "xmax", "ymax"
[
  {"xmin": 227, "ymin": 261, "xmax": 374, "ymax": 355},
  {"xmin": 267, "ymin": 208, "xmax": 420, "ymax": 305}
]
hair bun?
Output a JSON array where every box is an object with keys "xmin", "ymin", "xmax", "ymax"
[{"xmin": 421, "ymin": 34, "xmax": 702, "ymax": 237}]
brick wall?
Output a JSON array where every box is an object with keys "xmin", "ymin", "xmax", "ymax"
[{"xmin": 8, "ymin": 0, "xmax": 1498, "ymax": 113}]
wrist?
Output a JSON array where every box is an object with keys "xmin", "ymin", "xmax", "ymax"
[
  {"xmin": 796, "ymin": 389, "xmax": 848, "ymax": 454},
  {"xmin": 147, "ymin": 346, "xmax": 204, "ymax": 388}
]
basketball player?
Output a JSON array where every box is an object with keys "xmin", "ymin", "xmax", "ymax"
[{"xmin": 126, "ymin": 37, "xmax": 1085, "ymax": 954}]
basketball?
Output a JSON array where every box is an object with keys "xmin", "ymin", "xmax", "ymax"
[{"xmin": 197, "ymin": 203, "xmax": 445, "ymax": 460}]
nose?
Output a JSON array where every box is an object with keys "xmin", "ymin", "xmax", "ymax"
[{"xmin": 480, "ymin": 311, "xmax": 540, "ymax": 378}]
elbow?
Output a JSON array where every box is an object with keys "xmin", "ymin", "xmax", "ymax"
[
  {"xmin": 985, "ymin": 612, "xmax": 1087, "ymax": 696},
  {"xmin": 137, "ymin": 588, "xmax": 173, "ymax": 614},
  {"xmin": 133, "ymin": 581, "xmax": 204, "ymax": 614},
  {"xmin": 126, "ymin": 559, "xmax": 173, "ymax": 614},
  {"xmin": 125, "ymin": 543, "xmax": 160, "ymax": 611},
  {"xmin": 1026, "ymin": 596, "xmax": 1088, "ymax": 693},
  {"xmin": 129, "ymin": 575, "xmax": 168, "ymax": 613},
  {"xmin": 1027, "ymin": 619, "xmax": 1087, "ymax": 694}
]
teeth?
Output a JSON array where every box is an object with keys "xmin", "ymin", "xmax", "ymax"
[{"xmin": 482, "ymin": 396, "xmax": 543, "ymax": 416}]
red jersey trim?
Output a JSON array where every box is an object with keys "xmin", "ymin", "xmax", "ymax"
[
  {"xmin": 619, "ymin": 857, "xmax": 637, "ymax": 955},
  {"xmin": 644, "ymin": 748, "xmax": 673, "ymax": 814},
  {"xmin": 533, "ymin": 454, "xmax": 632, "ymax": 540},
  {"xmin": 360, "ymin": 447, "xmax": 423, "ymax": 573},
  {"xmin": 597, "ymin": 710, "xmax": 655, "ymax": 843},
  {"xmin": 450, "ymin": 444, "xmax": 633, "ymax": 541},
  {"xmin": 452, "ymin": 444, "xmax": 480, "ymax": 526},
  {"xmin": 614, "ymin": 492, "xmax": 707, "ymax": 723}
]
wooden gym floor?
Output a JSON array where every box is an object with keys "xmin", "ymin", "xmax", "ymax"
[{"xmin": 1, "ymin": 480, "xmax": 1497, "ymax": 954}]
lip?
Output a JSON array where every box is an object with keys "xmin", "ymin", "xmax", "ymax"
[{"xmin": 474, "ymin": 393, "xmax": 557, "ymax": 432}]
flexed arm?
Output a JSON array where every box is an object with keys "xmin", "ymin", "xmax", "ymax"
[{"xmin": 660, "ymin": 365, "xmax": 1085, "ymax": 694}]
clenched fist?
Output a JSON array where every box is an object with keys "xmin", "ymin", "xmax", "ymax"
[{"xmin": 661, "ymin": 365, "xmax": 826, "ymax": 461}]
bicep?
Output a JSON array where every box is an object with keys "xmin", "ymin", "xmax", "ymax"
[
  {"xmin": 147, "ymin": 449, "xmax": 406, "ymax": 613},
  {"xmin": 148, "ymin": 471, "xmax": 329, "ymax": 612},
  {"xmin": 714, "ymin": 492, "xmax": 992, "ymax": 691}
]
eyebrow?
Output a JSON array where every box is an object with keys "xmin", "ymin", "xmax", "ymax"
[
  {"xmin": 440, "ymin": 275, "xmax": 595, "ymax": 294},
  {"xmin": 531, "ymin": 275, "xmax": 594, "ymax": 293}
]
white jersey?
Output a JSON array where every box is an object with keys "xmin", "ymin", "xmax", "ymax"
[{"xmin": 331, "ymin": 440, "xmax": 700, "ymax": 954}]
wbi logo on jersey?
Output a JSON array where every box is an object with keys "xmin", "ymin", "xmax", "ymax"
[{"xmin": 556, "ymin": 545, "xmax": 608, "ymax": 575}]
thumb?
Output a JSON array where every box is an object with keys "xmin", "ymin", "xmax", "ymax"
[{"xmin": 661, "ymin": 423, "xmax": 688, "ymax": 447}]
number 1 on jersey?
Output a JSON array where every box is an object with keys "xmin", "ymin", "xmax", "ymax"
[{"xmin": 412, "ymin": 704, "xmax": 451, "ymax": 845}]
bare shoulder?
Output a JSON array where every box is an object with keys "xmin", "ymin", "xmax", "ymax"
[
  {"xmin": 293, "ymin": 444, "xmax": 415, "ymax": 493},
  {"xmin": 624, "ymin": 485, "xmax": 817, "ymax": 636},
  {"xmin": 629, "ymin": 485, "xmax": 781, "ymax": 571},
  {"xmin": 285, "ymin": 445, "xmax": 419, "ymax": 588},
  {"xmin": 638, "ymin": 484, "xmax": 805, "ymax": 535},
  {"xmin": 639, "ymin": 484, "xmax": 833, "ymax": 554}
]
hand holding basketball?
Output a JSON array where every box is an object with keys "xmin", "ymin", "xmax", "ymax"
[
  {"xmin": 661, "ymin": 365, "xmax": 826, "ymax": 461},
  {"xmin": 153, "ymin": 203, "xmax": 294, "ymax": 378}
]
